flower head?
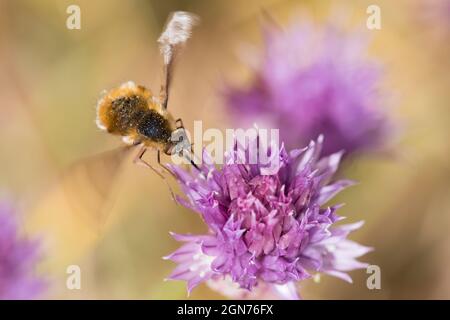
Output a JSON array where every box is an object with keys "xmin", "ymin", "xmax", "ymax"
[
  {"xmin": 225, "ymin": 17, "xmax": 391, "ymax": 156},
  {"xmin": 0, "ymin": 201, "xmax": 45, "ymax": 299},
  {"xmin": 165, "ymin": 137, "xmax": 371, "ymax": 299}
]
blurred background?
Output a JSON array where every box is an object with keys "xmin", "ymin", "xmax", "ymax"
[{"xmin": 0, "ymin": 0, "xmax": 449, "ymax": 299}]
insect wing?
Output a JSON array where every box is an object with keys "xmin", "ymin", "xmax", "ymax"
[{"xmin": 61, "ymin": 146, "xmax": 134, "ymax": 229}]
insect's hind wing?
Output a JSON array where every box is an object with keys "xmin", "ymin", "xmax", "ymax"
[{"xmin": 60, "ymin": 145, "xmax": 135, "ymax": 231}]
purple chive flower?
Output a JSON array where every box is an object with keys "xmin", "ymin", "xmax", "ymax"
[
  {"xmin": 165, "ymin": 137, "xmax": 371, "ymax": 299},
  {"xmin": 225, "ymin": 17, "xmax": 391, "ymax": 156},
  {"xmin": 0, "ymin": 201, "xmax": 45, "ymax": 299}
]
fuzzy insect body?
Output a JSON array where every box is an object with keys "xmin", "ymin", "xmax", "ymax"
[
  {"xmin": 62, "ymin": 11, "xmax": 199, "ymax": 227},
  {"xmin": 96, "ymin": 81, "xmax": 177, "ymax": 153}
]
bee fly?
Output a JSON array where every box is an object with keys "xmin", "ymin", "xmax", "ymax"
[
  {"xmin": 62, "ymin": 12, "xmax": 199, "ymax": 227},
  {"xmin": 95, "ymin": 11, "xmax": 199, "ymax": 198}
]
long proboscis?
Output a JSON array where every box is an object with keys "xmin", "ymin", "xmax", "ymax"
[
  {"xmin": 183, "ymin": 150, "xmax": 200, "ymax": 171},
  {"xmin": 157, "ymin": 11, "xmax": 199, "ymax": 109}
]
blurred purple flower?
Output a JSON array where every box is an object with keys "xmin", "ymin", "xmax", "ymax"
[
  {"xmin": 0, "ymin": 201, "xmax": 44, "ymax": 300},
  {"xmin": 225, "ymin": 18, "xmax": 391, "ymax": 156},
  {"xmin": 165, "ymin": 137, "xmax": 371, "ymax": 299}
]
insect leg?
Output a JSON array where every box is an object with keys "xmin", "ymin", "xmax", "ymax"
[
  {"xmin": 157, "ymin": 150, "xmax": 176, "ymax": 178},
  {"xmin": 133, "ymin": 145, "xmax": 177, "ymax": 203},
  {"xmin": 159, "ymin": 64, "xmax": 172, "ymax": 109},
  {"xmin": 175, "ymin": 118, "xmax": 184, "ymax": 129}
]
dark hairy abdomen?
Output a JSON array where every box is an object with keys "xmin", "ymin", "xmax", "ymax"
[{"xmin": 137, "ymin": 110, "xmax": 172, "ymax": 143}]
